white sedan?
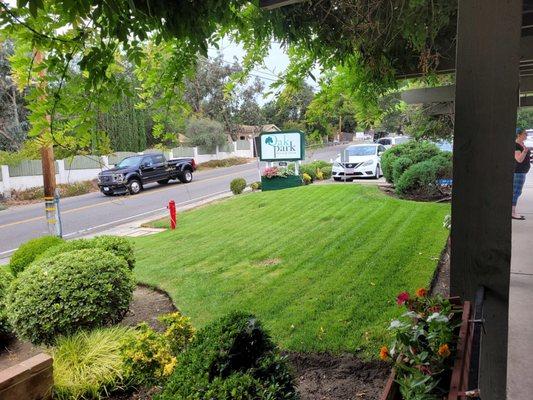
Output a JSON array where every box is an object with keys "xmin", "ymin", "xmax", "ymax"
[{"xmin": 332, "ymin": 144, "xmax": 386, "ymax": 181}]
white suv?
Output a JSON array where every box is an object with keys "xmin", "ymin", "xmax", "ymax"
[{"xmin": 332, "ymin": 144, "xmax": 386, "ymax": 181}]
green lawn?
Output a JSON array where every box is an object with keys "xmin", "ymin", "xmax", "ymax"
[{"xmin": 132, "ymin": 184, "xmax": 449, "ymax": 355}]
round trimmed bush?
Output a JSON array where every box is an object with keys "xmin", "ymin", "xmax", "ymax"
[
  {"xmin": 395, "ymin": 153, "xmax": 452, "ymax": 199},
  {"xmin": 158, "ymin": 312, "xmax": 297, "ymax": 400},
  {"xmin": 0, "ymin": 268, "xmax": 13, "ymax": 340},
  {"xmin": 381, "ymin": 141, "xmax": 440, "ymax": 183},
  {"xmin": 9, "ymin": 236, "xmax": 64, "ymax": 276},
  {"xmin": 230, "ymin": 178, "xmax": 247, "ymax": 195},
  {"xmin": 6, "ymin": 249, "xmax": 135, "ymax": 345},
  {"xmin": 37, "ymin": 236, "xmax": 135, "ymax": 270},
  {"xmin": 92, "ymin": 236, "xmax": 135, "ymax": 270}
]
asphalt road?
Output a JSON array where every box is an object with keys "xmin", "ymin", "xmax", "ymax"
[{"xmin": 0, "ymin": 145, "xmax": 347, "ymax": 256}]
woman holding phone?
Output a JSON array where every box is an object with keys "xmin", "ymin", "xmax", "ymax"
[{"xmin": 513, "ymin": 128, "xmax": 530, "ymax": 220}]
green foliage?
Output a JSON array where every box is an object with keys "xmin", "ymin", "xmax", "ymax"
[
  {"xmin": 6, "ymin": 249, "xmax": 135, "ymax": 345},
  {"xmin": 121, "ymin": 312, "xmax": 195, "ymax": 386},
  {"xmin": 395, "ymin": 153, "xmax": 453, "ymax": 199},
  {"xmin": 37, "ymin": 236, "xmax": 135, "ymax": 270},
  {"xmin": 517, "ymin": 108, "xmax": 533, "ymax": 130},
  {"xmin": 250, "ymin": 181, "xmax": 261, "ymax": 191},
  {"xmin": 382, "ymin": 292, "xmax": 457, "ymax": 400},
  {"xmin": 185, "ymin": 117, "xmax": 227, "ymax": 148},
  {"xmin": 157, "ymin": 312, "xmax": 297, "ymax": 400},
  {"xmin": 391, "ymin": 157, "xmax": 414, "ymax": 185},
  {"xmin": 50, "ymin": 326, "xmax": 132, "ymax": 400},
  {"xmin": 0, "ymin": 268, "xmax": 13, "ymax": 340},
  {"xmin": 404, "ymin": 105, "xmax": 454, "ymax": 141},
  {"xmin": 230, "ymin": 178, "xmax": 247, "ymax": 195},
  {"xmin": 8, "ymin": 180, "xmax": 97, "ymax": 202},
  {"xmin": 302, "ymin": 173, "xmax": 312, "ymax": 185},
  {"xmin": 97, "ymin": 93, "xmax": 147, "ymax": 152},
  {"xmin": 92, "ymin": 236, "xmax": 136, "ymax": 270},
  {"xmin": 298, "ymin": 160, "xmax": 332, "ymax": 181},
  {"xmin": 381, "ymin": 141, "xmax": 441, "ymax": 184},
  {"xmin": 9, "ymin": 235, "xmax": 63, "ymax": 276}
]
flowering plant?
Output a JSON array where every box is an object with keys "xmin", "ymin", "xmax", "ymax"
[
  {"xmin": 261, "ymin": 166, "xmax": 295, "ymax": 179},
  {"xmin": 380, "ymin": 289, "xmax": 460, "ymax": 400}
]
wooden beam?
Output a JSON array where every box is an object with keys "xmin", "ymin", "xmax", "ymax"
[
  {"xmin": 451, "ymin": 1, "xmax": 521, "ymax": 399},
  {"xmin": 259, "ymin": 0, "xmax": 305, "ymax": 9},
  {"xmin": 401, "ymin": 86, "xmax": 455, "ymax": 104}
]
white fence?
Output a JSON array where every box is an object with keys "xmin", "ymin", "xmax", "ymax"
[{"xmin": 0, "ymin": 140, "xmax": 254, "ymax": 196}]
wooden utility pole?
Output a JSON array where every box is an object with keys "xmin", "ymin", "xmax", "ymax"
[
  {"xmin": 451, "ymin": 1, "xmax": 521, "ymax": 398},
  {"xmin": 34, "ymin": 50, "xmax": 59, "ymax": 235}
]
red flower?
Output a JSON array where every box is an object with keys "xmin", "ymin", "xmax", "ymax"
[
  {"xmin": 396, "ymin": 292, "xmax": 410, "ymax": 305},
  {"xmin": 429, "ymin": 305, "xmax": 441, "ymax": 313},
  {"xmin": 415, "ymin": 287, "xmax": 427, "ymax": 298}
]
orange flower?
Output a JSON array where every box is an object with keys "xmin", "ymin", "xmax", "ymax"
[
  {"xmin": 438, "ymin": 344, "xmax": 451, "ymax": 358},
  {"xmin": 379, "ymin": 346, "xmax": 389, "ymax": 360},
  {"xmin": 415, "ymin": 287, "xmax": 427, "ymax": 298}
]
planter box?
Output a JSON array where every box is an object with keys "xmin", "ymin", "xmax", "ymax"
[
  {"xmin": 380, "ymin": 299, "xmax": 474, "ymax": 400},
  {"xmin": 261, "ymin": 175, "xmax": 302, "ymax": 191},
  {"xmin": 0, "ymin": 353, "xmax": 53, "ymax": 400}
]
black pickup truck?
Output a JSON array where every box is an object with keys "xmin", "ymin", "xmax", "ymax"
[{"xmin": 97, "ymin": 153, "xmax": 196, "ymax": 195}]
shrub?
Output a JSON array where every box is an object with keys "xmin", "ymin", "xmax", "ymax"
[
  {"xmin": 391, "ymin": 156, "xmax": 413, "ymax": 184},
  {"xmin": 50, "ymin": 326, "xmax": 132, "ymax": 400},
  {"xmin": 299, "ymin": 160, "xmax": 332, "ymax": 181},
  {"xmin": 37, "ymin": 236, "xmax": 135, "ymax": 270},
  {"xmin": 230, "ymin": 178, "xmax": 247, "ymax": 195},
  {"xmin": 6, "ymin": 249, "xmax": 135, "ymax": 345},
  {"xmin": 395, "ymin": 153, "xmax": 453, "ymax": 199},
  {"xmin": 9, "ymin": 235, "xmax": 64, "ymax": 276},
  {"xmin": 381, "ymin": 141, "xmax": 441, "ymax": 183},
  {"xmin": 157, "ymin": 312, "xmax": 297, "ymax": 400},
  {"xmin": 302, "ymin": 173, "xmax": 312, "ymax": 185},
  {"xmin": 0, "ymin": 268, "xmax": 13, "ymax": 341},
  {"xmin": 197, "ymin": 158, "xmax": 250, "ymax": 171},
  {"xmin": 121, "ymin": 312, "xmax": 195, "ymax": 386},
  {"xmin": 250, "ymin": 181, "xmax": 262, "ymax": 191},
  {"xmin": 92, "ymin": 236, "xmax": 135, "ymax": 270}
]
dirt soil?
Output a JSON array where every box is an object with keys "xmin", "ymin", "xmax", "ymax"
[
  {"xmin": 430, "ymin": 238, "xmax": 451, "ymax": 297},
  {"xmin": 0, "ymin": 285, "xmax": 176, "ymax": 370},
  {"xmin": 1, "ymin": 286, "xmax": 391, "ymax": 400},
  {"xmin": 289, "ymin": 352, "xmax": 389, "ymax": 400}
]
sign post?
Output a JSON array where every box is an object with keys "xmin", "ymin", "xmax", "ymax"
[{"xmin": 259, "ymin": 131, "xmax": 305, "ymax": 191}]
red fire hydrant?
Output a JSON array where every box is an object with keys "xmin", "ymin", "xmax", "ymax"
[{"xmin": 168, "ymin": 200, "xmax": 177, "ymax": 230}]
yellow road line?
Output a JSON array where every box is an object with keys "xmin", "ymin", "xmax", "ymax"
[{"xmin": 0, "ymin": 169, "xmax": 255, "ymax": 230}]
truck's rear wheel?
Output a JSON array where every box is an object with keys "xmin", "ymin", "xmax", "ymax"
[
  {"xmin": 179, "ymin": 170, "xmax": 193, "ymax": 183},
  {"xmin": 157, "ymin": 179, "xmax": 170, "ymax": 185},
  {"xmin": 128, "ymin": 179, "xmax": 142, "ymax": 194}
]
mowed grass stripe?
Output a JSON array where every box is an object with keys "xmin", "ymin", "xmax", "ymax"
[{"xmin": 133, "ymin": 184, "xmax": 449, "ymax": 355}]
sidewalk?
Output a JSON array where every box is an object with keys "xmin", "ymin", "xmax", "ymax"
[{"xmin": 508, "ymin": 171, "xmax": 533, "ymax": 400}]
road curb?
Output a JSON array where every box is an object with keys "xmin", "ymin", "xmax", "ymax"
[{"xmin": 0, "ymin": 190, "xmax": 236, "ymax": 265}]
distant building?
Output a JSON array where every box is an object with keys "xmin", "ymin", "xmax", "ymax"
[{"xmin": 235, "ymin": 124, "xmax": 281, "ymax": 140}]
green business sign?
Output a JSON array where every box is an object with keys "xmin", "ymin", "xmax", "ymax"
[{"xmin": 259, "ymin": 131, "xmax": 305, "ymax": 161}]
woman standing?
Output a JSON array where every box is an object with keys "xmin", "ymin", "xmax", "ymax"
[{"xmin": 513, "ymin": 128, "xmax": 531, "ymax": 220}]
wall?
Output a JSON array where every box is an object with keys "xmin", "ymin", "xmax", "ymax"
[
  {"xmin": 0, "ymin": 140, "xmax": 254, "ymax": 196},
  {"xmin": 0, "ymin": 353, "xmax": 53, "ymax": 400}
]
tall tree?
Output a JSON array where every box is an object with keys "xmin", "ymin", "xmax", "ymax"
[{"xmin": 0, "ymin": 40, "xmax": 27, "ymax": 151}]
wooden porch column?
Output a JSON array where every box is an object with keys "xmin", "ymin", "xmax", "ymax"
[{"xmin": 451, "ymin": 1, "xmax": 522, "ymax": 398}]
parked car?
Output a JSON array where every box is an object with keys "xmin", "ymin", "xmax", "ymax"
[
  {"xmin": 332, "ymin": 144, "xmax": 386, "ymax": 181},
  {"xmin": 376, "ymin": 135, "xmax": 411, "ymax": 149},
  {"xmin": 97, "ymin": 153, "xmax": 196, "ymax": 195}
]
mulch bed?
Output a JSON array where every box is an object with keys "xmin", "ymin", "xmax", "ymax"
[{"xmin": 1, "ymin": 285, "xmax": 391, "ymax": 400}]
